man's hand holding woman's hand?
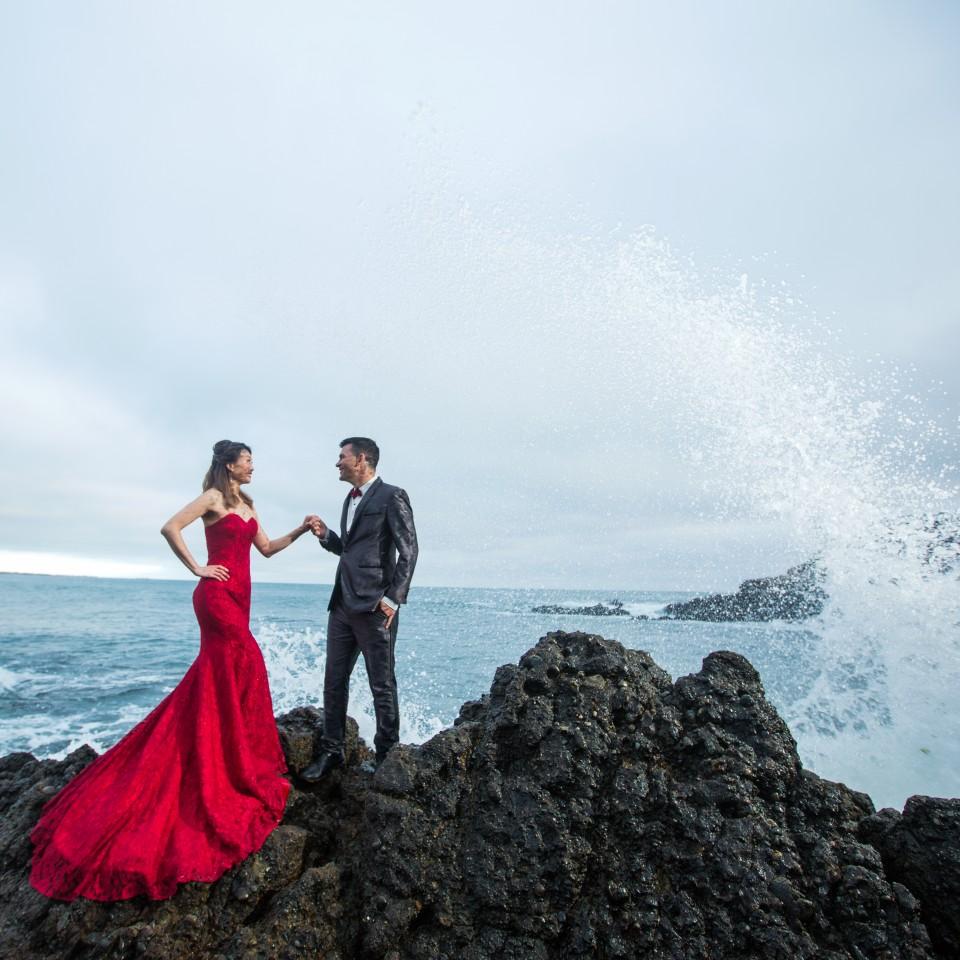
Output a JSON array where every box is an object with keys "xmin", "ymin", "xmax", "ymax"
[
  {"xmin": 301, "ymin": 514, "xmax": 322, "ymax": 535},
  {"xmin": 309, "ymin": 517, "xmax": 328, "ymax": 539}
]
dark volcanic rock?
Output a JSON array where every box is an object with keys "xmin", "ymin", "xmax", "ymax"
[
  {"xmin": 661, "ymin": 559, "xmax": 827, "ymax": 622},
  {"xmin": 860, "ymin": 796, "xmax": 960, "ymax": 959},
  {"xmin": 0, "ymin": 632, "xmax": 955, "ymax": 958},
  {"xmin": 276, "ymin": 704, "xmax": 364, "ymax": 775},
  {"xmin": 358, "ymin": 635, "xmax": 934, "ymax": 959},
  {"xmin": 531, "ymin": 599, "xmax": 632, "ymax": 617},
  {"xmin": 0, "ymin": 715, "xmax": 370, "ymax": 960}
]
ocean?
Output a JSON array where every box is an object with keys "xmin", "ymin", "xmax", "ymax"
[{"xmin": 2, "ymin": 569, "xmax": 924, "ymax": 809}]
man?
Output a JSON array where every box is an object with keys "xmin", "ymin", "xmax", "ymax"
[{"xmin": 301, "ymin": 437, "xmax": 418, "ymax": 781}]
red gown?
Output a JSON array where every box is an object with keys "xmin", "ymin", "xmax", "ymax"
[{"xmin": 29, "ymin": 513, "xmax": 291, "ymax": 901}]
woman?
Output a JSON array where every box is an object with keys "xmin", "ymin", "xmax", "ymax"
[{"xmin": 30, "ymin": 440, "xmax": 315, "ymax": 901}]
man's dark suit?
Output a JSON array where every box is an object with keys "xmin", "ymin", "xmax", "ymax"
[{"xmin": 319, "ymin": 478, "xmax": 418, "ymax": 761}]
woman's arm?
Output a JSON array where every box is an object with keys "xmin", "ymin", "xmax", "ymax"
[
  {"xmin": 160, "ymin": 490, "xmax": 229, "ymax": 580},
  {"xmin": 253, "ymin": 513, "xmax": 319, "ymax": 558}
]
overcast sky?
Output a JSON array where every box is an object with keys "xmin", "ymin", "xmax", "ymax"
[{"xmin": 1, "ymin": 1, "xmax": 957, "ymax": 590}]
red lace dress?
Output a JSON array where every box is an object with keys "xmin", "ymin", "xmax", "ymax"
[{"xmin": 30, "ymin": 513, "xmax": 291, "ymax": 901}]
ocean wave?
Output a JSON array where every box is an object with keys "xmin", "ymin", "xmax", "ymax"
[
  {"xmin": 0, "ymin": 665, "xmax": 47, "ymax": 690},
  {"xmin": 0, "ymin": 701, "xmax": 152, "ymax": 759},
  {"xmin": 624, "ymin": 601, "xmax": 667, "ymax": 618},
  {"xmin": 257, "ymin": 621, "xmax": 446, "ymax": 748}
]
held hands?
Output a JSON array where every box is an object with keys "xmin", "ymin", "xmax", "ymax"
[
  {"xmin": 309, "ymin": 517, "xmax": 328, "ymax": 539},
  {"xmin": 197, "ymin": 564, "xmax": 229, "ymax": 581},
  {"xmin": 301, "ymin": 514, "xmax": 322, "ymax": 535}
]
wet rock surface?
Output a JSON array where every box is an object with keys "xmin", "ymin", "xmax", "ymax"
[
  {"xmin": 860, "ymin": 796, "xmax": 960, "ymax": 959},
  {"xmin": 531, "ymin": 599, "xmax": 632, "ymax": 617},
  {"xmin": 661, "ymin": 560, "xmax": 827, "ymax": 622},
  {"xmin": 1, "ymin": 631, "xmax": 956, "ymax": 959}
]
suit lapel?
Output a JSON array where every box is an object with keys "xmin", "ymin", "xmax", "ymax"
[
  {"xmin": 348, "ymin": 477, "xmax": 381, "ymax": 538},
  {"xmin": 342, "ymin": 477, "xmax": 382, "ymax": 543}
]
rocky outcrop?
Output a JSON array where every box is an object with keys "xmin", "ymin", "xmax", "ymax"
[
  {"xmin": 0, "ymin": 708, "xmax": 372, "ymax": 960},
  {"xmin": 0, "ymin": 632, "xmax": 955, "ymax": 958},
  {"xmin": 860, "ymin": 797, "xmax": 960, "ymax": 959},
  {"xmin": 661, "ymin": 560, "xmax": 827, "ymax": 622},
  {"xmin": 531, "ymin": 599, "xmax": 632, "ymax": 617}
]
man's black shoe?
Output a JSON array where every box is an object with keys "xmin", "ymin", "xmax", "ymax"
[{"xmin": 299, "ymin": 751, "xmax": 344, "ymax": 783}]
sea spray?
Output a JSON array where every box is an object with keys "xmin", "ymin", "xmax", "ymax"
[
  {"xmin": 256, "ymin": 621, "xmax": 447, "ymax": 749},
  {"xmin": 381, "ymin": 197, "xmax": 960, "ymax": 808},
  {"xmin": 596, "ymin": 231, "xmax": 960, "ymax": 805},
  {"xmin": 2, "ymin": 209, "xmax": 957, "ymax": 807}
]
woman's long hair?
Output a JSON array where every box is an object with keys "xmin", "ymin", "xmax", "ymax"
[{"xmin": 202, "ymin": 440, "xmax": 254, "ymax": 509}]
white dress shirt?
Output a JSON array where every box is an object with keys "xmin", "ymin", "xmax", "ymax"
[
  {"xmin": 325, "ymin": 475, "xmax": 398, "ymax": 611},
  {"xmin": 346, "ymin": 474, "xmax": 378, "ymax": 532}
]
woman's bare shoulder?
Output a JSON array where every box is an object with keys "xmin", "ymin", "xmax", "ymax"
[{"xmin": 204, "ymin": 488, "xmax": 225, "ymax": 508}]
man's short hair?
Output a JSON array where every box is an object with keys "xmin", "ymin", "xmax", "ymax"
[{"xmin": 341, "ymin": 436, "xmax": 380, "ymax": 469}]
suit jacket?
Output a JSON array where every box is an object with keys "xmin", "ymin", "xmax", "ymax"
[{"xmin": 321, "ymin": 478, "xmax": 418, "ymax": 614}]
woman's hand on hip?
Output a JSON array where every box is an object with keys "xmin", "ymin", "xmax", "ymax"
[{"xmin": 196, "ymin": 564, "xmax": 230, "ymax": 581}]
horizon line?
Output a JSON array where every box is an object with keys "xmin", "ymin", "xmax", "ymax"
[{"xmin": 0, "ymin": 569, "xmax": 696, "ymax": 595}]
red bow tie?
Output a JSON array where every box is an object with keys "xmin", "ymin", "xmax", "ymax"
[{"xmin": 349, "ymin": 487, "xmax": 362, "ymax": 499}]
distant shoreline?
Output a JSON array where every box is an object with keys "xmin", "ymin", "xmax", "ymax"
[
  {"xmin": 0, "ymin": 569, "xmax": 332, "ymax": 588},
  {"xmin": 0, "ymin": 570, "xmax": 699, "ymax": 595}
]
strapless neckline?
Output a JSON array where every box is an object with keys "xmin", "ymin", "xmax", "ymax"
[{"xmin": 207, "ymin": 513, "xmax": 256, "ymax": 529}]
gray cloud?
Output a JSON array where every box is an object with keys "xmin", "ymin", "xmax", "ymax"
[{"xmin": 1, "ymin": 1, "xmax": 957, "ymax": 589}]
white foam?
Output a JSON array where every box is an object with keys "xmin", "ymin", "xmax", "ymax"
[
  {"xmin": 255, "ymin": 620, "xmax": 328, "ymax": 714},
  {"xmin": 625, "ymin": 602, "xmax": 667, "ymax": 618},
  {"xmin": 0, "ymin": 706, "xmax": 149, "ymax": 759},
  {"xmin": 0, "ymin": 666, "xmax": 26, "ymax": 690},
  {"xmin": 393, "ymin": 202, "xmax": 959, "ymax": 808},
  {"xmin": 575, "ymin": 232, "xmax": 960, "ymax": 807},
  {"xmin": 256, "ymin": 621, "xmax": 446, "ymax": 750}
]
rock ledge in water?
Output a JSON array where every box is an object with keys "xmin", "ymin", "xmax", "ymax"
[
  {"xmin": 661, "ymin": 559, "xmax": 827, "ymax": 622},
  {"xmin": 1, "ymin": 631, "xmax": 956, "ymax": 959},
  {"xmin": 531, "ymin": 599, "xmax": 632, "ymax": 617}
]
